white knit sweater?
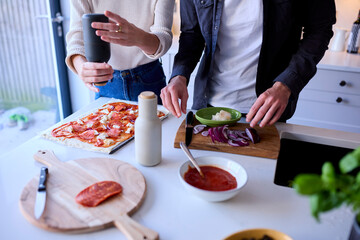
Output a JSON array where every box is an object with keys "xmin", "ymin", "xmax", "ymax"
[{"xmin": 65, "ymin": 0, "xmax": 174, "ymax": 73}]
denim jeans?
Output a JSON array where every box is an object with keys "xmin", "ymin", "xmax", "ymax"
[{"xmin": 95, "ymin": 59, "xmax": 166, "ymax": 104}]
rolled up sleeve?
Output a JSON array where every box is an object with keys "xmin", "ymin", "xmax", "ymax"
[{"xmin": 143, "ymin": 0, "xmax": 174, "ymax": 59}]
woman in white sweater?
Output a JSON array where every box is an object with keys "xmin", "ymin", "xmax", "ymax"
[{"xmin": 66, "ymin": 0, "xmax": 174, "ymax": 103}]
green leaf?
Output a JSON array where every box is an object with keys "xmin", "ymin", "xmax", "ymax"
[
  {"xmin": 310, "ymin": 192, "xmax": 344, "ymax": 220},
  {"xmin": 356, "ymin": 172, "xmax": 360, "ymax": 184},
  {"xmin": 321, "ymin": 162, "xmax": 336, "ymax": 189},
  {"xmin": 310, "ymin": 194, "xmax": 321, "ymax": 221},
  {"xmin": 294, "ymin": 174, "xmax": 323, "ymax": 195},
  {"xmin": 337, "ymin": 174, "xmax": 355, "ymax": 189},
  {"xmin": 340, "ymin": 147, "xmax": 360, "ymax": 174}
]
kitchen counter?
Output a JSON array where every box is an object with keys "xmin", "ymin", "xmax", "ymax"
[
  {"xmin": 1, "ymin": 97, "xmax": 360, "ymax": 240},
  {"xmin": 319, "ymin": 50, "xmax": 360, "ymax": 73}
]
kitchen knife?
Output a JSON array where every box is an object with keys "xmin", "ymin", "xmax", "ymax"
[
  {"xmin": 34, "ymin": 167, "xmax": 48, "ymax": 219},
  {"xmin": 185, "ymin": 111, "xmax": 194, "ymax": 146}
]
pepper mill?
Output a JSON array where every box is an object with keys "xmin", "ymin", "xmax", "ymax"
[
  {"xmin": 135, "ymin": 91, "xmax": 162, "ymax": 166},
  {"xmin": 82, "ymin": 13, "xmax": 111, "ymax": 86}
]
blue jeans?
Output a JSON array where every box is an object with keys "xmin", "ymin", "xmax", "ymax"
[{"xmin": 95, "ymin": 59, "xmax": 166, "ymax": 104}]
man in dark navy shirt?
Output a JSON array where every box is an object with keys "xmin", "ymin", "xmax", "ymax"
[{"xmin": 160, "ymin": 0, "xmax": 336, "ymax": 127}]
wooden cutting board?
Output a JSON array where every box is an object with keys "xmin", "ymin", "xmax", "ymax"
[
  {"xmin": 19, "ymin": 150, "xmax": 158, "ymax": 240},
  {"xmin": 174, "ymin": 120, "xmax": 280, "ymax": 159}
]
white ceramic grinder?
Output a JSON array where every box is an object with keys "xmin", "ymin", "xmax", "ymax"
[{"xmin": 135, "ymin": 91, "xmax": 162, "ymax": 166}]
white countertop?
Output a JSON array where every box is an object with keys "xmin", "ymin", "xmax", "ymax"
[
  {"xmin": 1, "ymin": 97, "xmax": 360, "ymax": 240},
  {"xmin": 319, "ymin": 50, "xmax": 360, "ymax": 72}
]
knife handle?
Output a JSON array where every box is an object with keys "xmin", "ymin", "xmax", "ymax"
[
  {"xmin": 186, "ymin": 111, "xmax": 194, "ymax": 127},
  {"xmin": 38, "ymin": 167, "xmax": 48, "ymax": 192}
]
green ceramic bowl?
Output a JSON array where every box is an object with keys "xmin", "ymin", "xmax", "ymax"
[{"xmin": 195, "ymin": 107, "xmax": 242, "ymax": 127}]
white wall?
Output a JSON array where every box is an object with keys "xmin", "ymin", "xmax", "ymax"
[
  {"xmin": 61, "ymin": 0, "xmax": 94, "ymax": 113},
  {"xmin": 335, "ymin": 0, "xmax": 360, "ymax": 29}
]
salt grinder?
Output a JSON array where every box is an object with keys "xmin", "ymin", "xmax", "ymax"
[{"xmin": 135, "ymin": 91, "xmax": 162, "ymax": 166}]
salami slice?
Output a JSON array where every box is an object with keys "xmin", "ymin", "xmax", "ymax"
[{"xmin": 75, "ymin": 181, "xmax": 123, "ymax": 207}]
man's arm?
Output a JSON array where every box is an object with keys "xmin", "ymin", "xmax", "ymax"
[
  {"xmin": 247, "ymin": 0, "xmax": 336, "ymax": 127},
  {"xmin": 161, "ymin": 0, "xmax": 206, "ymax": 117},
  {"xmin": 274, "ymin": 0, "xmax": 336, "ymax": 99}
]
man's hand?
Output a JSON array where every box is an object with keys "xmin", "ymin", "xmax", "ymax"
[
  {"xmin": 246, "ymin": 81, "xmax": 291, "ymax": 127},
  {"xmin": 160, "ymin": 76, "xmax": 188, "ymax": 118}
]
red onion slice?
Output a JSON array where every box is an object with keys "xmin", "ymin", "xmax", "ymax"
[
  {"xmin": 213, "ymin": 126, "xmax": 227, "ymax": 143},
  {"xmin": 228, "ymin": 139, "xmax": 240, "ymax": 147},
  {"xmin": 228, "ymin": 133, "xmax": 239, "ymax": 141},
  {"xmin": 236, "ymin": 139, "xmax": 250, "ymax": 146},
  {"xmin": 221, "ymin": 125, "xmax": 229, "ymax": 140},
  {"xmin": 201, "ymin": 130, "xmax": 209, "ymax": 136},
  {"xmin": 234, "ymin": 130, "xmax": 250, "ymax": 141},
  {"xmin": 208, "ymin": 127, "xmax": 215, "ymax": 143},
  {"xmin": 228, "ymin": 139, "xmax": 249, "ymax": 147},
  {"xmin": 193, "ymin": 124, "xmax": 206, "ymax": 134},
  {"xmin": 245, "ymin": 127, "xmax": 260, "ymax": 143}
]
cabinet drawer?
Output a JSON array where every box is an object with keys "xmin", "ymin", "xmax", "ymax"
[
  {"xmin": 290, "ymin": 97, "xmax": 360, "ymax": 133},
  {"xmin": 299, "ymin": 89, "xmax": 360, "ymax": 108},
  {"xmin": 306, "ymin": 69, "xmax": 360, "ymax": 95}
]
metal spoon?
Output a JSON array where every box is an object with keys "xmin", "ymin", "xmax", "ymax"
[{"xmin": 180, "ymin": 142, "xmax": 205, "ymax": 178}]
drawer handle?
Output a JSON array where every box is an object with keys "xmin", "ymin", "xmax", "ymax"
[
  {"xmin": 339, "ymin": 80, "xmax": 347, "ymax": 87},
  {"xmin": 336, "ymin": 97, "xmax": 343, "ymax": 103}
]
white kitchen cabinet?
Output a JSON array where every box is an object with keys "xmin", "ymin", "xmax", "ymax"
[{"xmin": 288, "ymin": 51, "xmax": 360, "ymax": 133}]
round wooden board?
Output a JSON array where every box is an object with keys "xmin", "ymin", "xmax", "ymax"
[{"xmin": 19, "ymin": 151, "xmax": 146, "ymax": 233}]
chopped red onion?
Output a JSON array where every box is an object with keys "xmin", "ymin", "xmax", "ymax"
[
  {"xmin": 193, "ymin": 124, "xmax": 207, "ymax": 134},
  {"xmin": 204, "ymin": 125, "xmax": 260, "ymax": 147},
  {"xmin": 245, "ymin": 127, "xmax": 260, "ymax": 143},
  {"xmin": 235, "ymin": 130, "xmax": 250, "ymax": 141},
  {"xmin": 221, "ymin": 125, "xmax": 229, "ymax": 140},
  {"xmin": 208, "ymin": 127, "xmax": 215, "ymax": 143},
  {"xmin": 201, "ymin": 130, "xmax": 209, "ymax": 136},
  {"xmin": 228, "ymin": 139, "xmax": 241, "ymax": 147},
  {"xmin": 213, "ymin": 126, "xmax": 227, "ymax": 143}
]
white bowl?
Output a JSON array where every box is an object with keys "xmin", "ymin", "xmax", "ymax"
[{"xmin": 179, "ymin": 156, "xmax": 248, "ymax": 202}]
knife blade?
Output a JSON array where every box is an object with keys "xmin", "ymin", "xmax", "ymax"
[
  {"xmin": 34, "ymin": 167, "xmax": 48, "ymax": 219},
  {"xmin": 185, "ymin": 111, "xmax": 194, "ymax": 146}
]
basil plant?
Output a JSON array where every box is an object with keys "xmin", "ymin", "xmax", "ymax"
[{"xmin": 294, "ymin": 147, "xmax": 360, "ymax": 223}]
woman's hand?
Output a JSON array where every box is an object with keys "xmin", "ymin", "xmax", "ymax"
[
  {"xmin": 92, "ymin": 11, "xmax": 160, "ymax": 55},
  {"xmin": 72, "ymin": 55, "xmax": 114, "ymax": 92}
]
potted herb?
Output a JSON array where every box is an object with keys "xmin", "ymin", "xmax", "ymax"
[{"xmin": 293, "ymin": 146, "xmax": 360, "ymax": 240}]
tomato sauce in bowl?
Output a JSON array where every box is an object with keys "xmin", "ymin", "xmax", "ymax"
[{"xmin": 184, "ymin": 165, "xmax": 237, "ymax": 191}]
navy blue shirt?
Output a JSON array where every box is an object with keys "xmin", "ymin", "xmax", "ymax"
[{"xmin": 171, "ymin": 0, "xmax": 336, "ymax": 120}]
